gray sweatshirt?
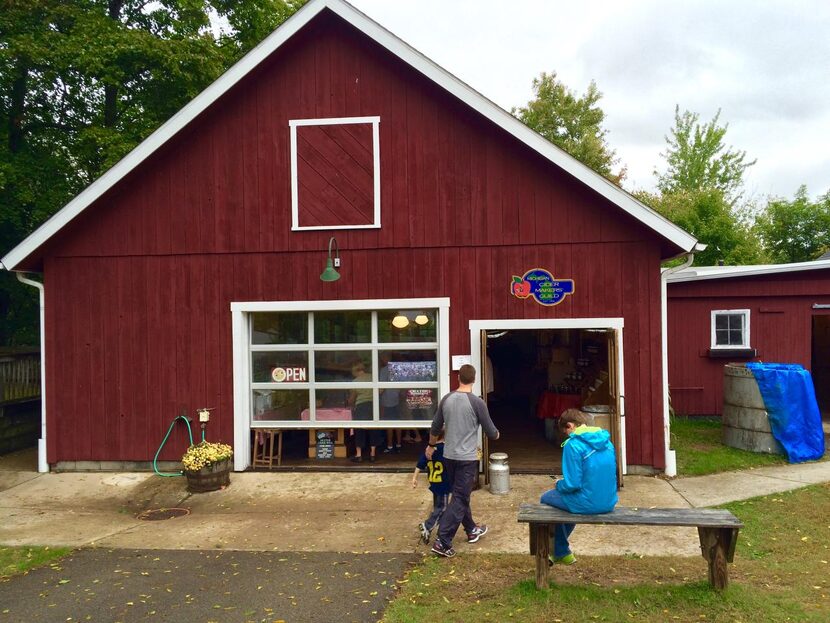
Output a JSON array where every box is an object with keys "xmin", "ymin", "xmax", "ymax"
[{"xmin": 430, "ymin": 391, "xmax": 499, "ymax": 461}]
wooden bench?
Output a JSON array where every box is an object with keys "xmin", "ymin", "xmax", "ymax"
[{"xmin": 518, "ymin": 503, "xmax": 743, "ymax": 590}]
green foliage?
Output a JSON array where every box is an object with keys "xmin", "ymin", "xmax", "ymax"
[
  {"xmin": 638, "ymin": 188, "xmax": 766, "ymax": 266},
  {"xmin": 513, "ymin": 71, "xmax": 625, "ymax": 184},
  {"xmin": 754, "ymin": 186, "xmax": 830, "ymax": 263},
  {"xmin": 646, "ymin": 107, "xmax": 767, "ymax": 265},
  {"xmin": 0, "ymin": 0, "xmax": 304, "ymax": 346},
  {"xmin": 655, "ymin": 106, "xmax": 756, "ymax": 205}
]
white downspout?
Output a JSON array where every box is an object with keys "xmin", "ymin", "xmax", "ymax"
[
  {"xmin": 15, "ymin": 272, "xmax": 48, "ymax": 473},
  {"xmin": 660, "ymin": 249, "xmax": 700, "ymax": 477}
]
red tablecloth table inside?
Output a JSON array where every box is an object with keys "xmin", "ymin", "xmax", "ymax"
[
  {"xmin": 299, "ymin": 407, "xmax": 352, "ymax": 421},
  {"xmin": 536, "ymin": 392, "xmax": 581, "ymax": 420}
]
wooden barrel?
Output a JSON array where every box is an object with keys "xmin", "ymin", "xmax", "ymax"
[
  {"xmin": 722, "ymin": 365, "xmax": 784, "ymax": 455},
  {"xmin": 185, "ymin": 459, "xmax": 231, "ymax": 493}
]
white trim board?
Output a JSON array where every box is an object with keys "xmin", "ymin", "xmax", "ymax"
[
  {"xmin": 1, "ymin": 0, "xmax": 697, "ymax": 271},
  {"xmin": 667, "ymin": 259, "xmax": 830, "ymax": 283},
  {"xmin": 289, "ymin": 116, "xmax": 381, "ymax": 231},
  {"xmin": 710, "ymin": 308, "xmax": 751, "ymax": 349}
]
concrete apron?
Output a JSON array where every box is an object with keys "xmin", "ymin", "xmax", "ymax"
[{"xmin": 0, "ymin": 471, "xmax": 700, "ymax": 557}]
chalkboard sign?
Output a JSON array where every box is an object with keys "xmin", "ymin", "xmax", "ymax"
[{"xmin": 315, "ymin": 431, "xmax": 334, "ymax": 460}]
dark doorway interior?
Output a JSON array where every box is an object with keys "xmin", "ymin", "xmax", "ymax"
[
  {"xmin": 811, "ymin": 315, "xmax": 830, "ymax": 418},
  {"xmin": 485, "ymin": 328, "xmax": 612, "ymax": 474}
]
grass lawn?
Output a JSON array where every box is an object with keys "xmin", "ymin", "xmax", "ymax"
[
  {"xmin": 670, "ymin": 416, "xmax": 791, "ymax": 476},
  {"xmin": 0, "ymin": 545, "xmax": 70, "ymax": 579},
  {"xmin": 383, "ymin": 483, "xmax": 830, "ymax": 623}
]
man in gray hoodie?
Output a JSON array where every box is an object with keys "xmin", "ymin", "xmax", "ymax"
[{"xmin": 425, "ymin": 364, "xmax": 500, "ymax": 557}]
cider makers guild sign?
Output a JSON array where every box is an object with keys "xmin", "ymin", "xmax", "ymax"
[{"xmin": 510, "ymin": 268, "xmax": 575, "ymax": 306}]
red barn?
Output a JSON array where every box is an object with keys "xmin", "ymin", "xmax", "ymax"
[
  {"xmin": 667, "ymin": 260, "xmax": 830, "ymax": 417},
  {"xmin": 2, "ymin": 0, "xmax": 699, "ymax": 476}
]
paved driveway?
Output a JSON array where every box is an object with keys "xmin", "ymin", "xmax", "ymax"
[{"xmin": 0, "ymin": 548, "xmax": 418, "ymax": 623}]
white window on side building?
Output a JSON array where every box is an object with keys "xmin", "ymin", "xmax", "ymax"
[{"xmin": 710, "ymin": 309, "xmax": 751, "ymax": 349}]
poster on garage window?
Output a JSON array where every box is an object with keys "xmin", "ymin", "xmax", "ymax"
[
  {"xmin": 406, "ymin": 389, "xmax": 433, "ymax": 409},
  {"xmin": 315, "ymin": 431, "xmax": 334, "ymax": 459}
]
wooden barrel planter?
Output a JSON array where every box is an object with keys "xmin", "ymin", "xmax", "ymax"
[
  {"xmin": 722, "ymin": 364, "xmax": 784, "ymax": 455},
  {"xmin": 185, "ymin": 459, "xmax": 231, "ymax": 493}
]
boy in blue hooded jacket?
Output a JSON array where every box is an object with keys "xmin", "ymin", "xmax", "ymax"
[{"xmin": 540, "ymin": 409, "xmax": 618, "ymax": 565}]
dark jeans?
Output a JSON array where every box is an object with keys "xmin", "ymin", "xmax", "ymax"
[
  {"xmin": 424, "ymin": 492, "xmax": 450, "ymax": 531},
  {"xmin": 353, "ymin": 402, "xmax": 383, "ymax": 449},
  {"xmin": 539, "ymin": 488, "xmax": 576, "ymax": 558},
  {"xmin": 437, "ymin": 458, "xmax": 478, "ymax": 547}
]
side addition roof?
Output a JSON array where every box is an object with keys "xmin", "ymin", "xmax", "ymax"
[
  {"xmin": 1, "ymin": 0, "xmax": 699, "ymax": 271},
  {"xmin": 667, "ymin": 259, "xmax": 830, "ymax": 283}
]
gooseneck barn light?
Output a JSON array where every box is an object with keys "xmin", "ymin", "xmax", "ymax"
[{"xmin": 319, "ymin": 237, "xmax": 341, "ymax": 282}]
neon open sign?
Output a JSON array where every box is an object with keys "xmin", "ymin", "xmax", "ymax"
[
  {"xmin": 271, "ymin": 367, "xmax": 307, "ymax": 382},
  {"xmin": 510, "ymin": 268, "xmax": 575, "ymax": 306}
]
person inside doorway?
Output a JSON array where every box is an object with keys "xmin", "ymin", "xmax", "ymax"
[
  {"xmin": 379, "ymin": 354, "xmax": 403, "ymax": 454},
  {"xmin": 539, "ymin": 409, "xmax": 617, "ymax": 565},
  {"xmin": 349, "ymin": 361, "xmax": 382, "ymax": 463}
]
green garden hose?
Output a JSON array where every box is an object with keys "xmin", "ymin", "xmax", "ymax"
[{"xmin": 153, "ymin": 414, "xmax": 205, "ymax": 477}]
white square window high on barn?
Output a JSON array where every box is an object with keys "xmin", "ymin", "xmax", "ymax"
[
  {"xmin": 289, "ymin": 116, "xmax": 381, "ymax": 230},
  {"xmin": 710, "ymin": 309, "xmax": 750, "ymax": 348}
]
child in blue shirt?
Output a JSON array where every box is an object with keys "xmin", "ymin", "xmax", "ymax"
[
  {"xmin": 540, "ymin": 409, "xmax": 618, "ymax": 565},
  {"xmin": 412, "ymin": 436, "xmax": 450, "ymax": 544}
]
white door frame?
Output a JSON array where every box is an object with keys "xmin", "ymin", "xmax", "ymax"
[{"xmin": 469, "ymin": 317, "xmax": 627, "ymax": 475}]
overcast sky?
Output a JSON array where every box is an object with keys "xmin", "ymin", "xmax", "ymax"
[{"xmin": 349, "ymin": 0, "xmax": 830, "ymax": 202}]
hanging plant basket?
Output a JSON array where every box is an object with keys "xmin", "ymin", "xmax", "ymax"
[{"xmin": 185, "ymin": 458, "xmax": 231, "ymax": 493}]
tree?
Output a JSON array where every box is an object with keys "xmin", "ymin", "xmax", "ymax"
[
  {"xmin": 513, "ymin": 71, "xmax": 625, "ymax": 184},
  {"xmin": 754, "ymin": 186, "xmax": 830, "ymax": 263},
  {"xmin": 655, "ymin": 107, "xmax": 756, "ymax": 204},
  {"xmin": 637, "ymin": 188, "xmax": 766, "ymax": 266},
  {"xmin": 0, "ymin": 0, "xmax": 305, "ymax": 345}
]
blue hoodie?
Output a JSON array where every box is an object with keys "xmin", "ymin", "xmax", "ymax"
[{"xmin": 555, "ymin": 425, "xmax": 618, "ymax": 514}]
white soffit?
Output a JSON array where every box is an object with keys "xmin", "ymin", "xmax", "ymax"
[
  {"xmin": 667, "ymin": 259, "xmax": 830, "ymax": 283},
  {"xmin": 1, "ymin": 0, "xmax": 697, "ymax": 271}
]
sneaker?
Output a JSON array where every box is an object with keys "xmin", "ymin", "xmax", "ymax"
[
  {"xmin": 393, "ymin": 445, "xmax": 402, "ymax": 453},
  {"xmin": 418, "ymin": 522, "xmax": 431, "ymax": 544},
  {"xmin": 548, "ymin": 553, "xmax": 576, "ymax": 566},
  {"xmin": 466, "ymin": 524, "xmax": 489, "ymax": 543},
  {"xmin": 382, "ymin": 446, "xmax": 394, "ymax": 454},
  {"xmin": 430, "ymin": 540, "xmax": 456, "ymax": 558}
]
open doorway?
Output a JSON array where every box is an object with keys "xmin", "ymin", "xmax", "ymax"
[
  {"xmin": 811, "ymin": 315, "xmax": 830, "ymax": 420},
  {"xmin": 471, "ymin": 320, "xmax": 624, "ymax": 479}
]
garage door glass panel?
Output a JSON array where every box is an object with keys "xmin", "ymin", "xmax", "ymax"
[
  {"xmin": 252, "ymin": 389, "xmax": 308, "ymax": 421},
  {"xmin": 251, "ymin": 351, "xmax": 309, "ymax": 383},
  {"xmin": 314, "ymin": 350, "xmax": 372, "ymax": 382},
  {"xmin": 251, "ymin": 312, "xmax": 307, "ymax": 344},
  {"xmin": 314, "ymin": 311, "xmax": 371, "ymax": 344}
]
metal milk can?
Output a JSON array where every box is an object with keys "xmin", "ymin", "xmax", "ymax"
[{"xmin": 488, "ymin": 452, "xmax": 510, "ymax": 494}]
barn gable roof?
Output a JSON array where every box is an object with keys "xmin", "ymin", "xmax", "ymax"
[
  {"xmin": 2, "ymin": 0, "xmax": 699, "ymax": 271},
  {"xmin": 667, "ymin": 259, "xmax": 830, "ymax": 283}
]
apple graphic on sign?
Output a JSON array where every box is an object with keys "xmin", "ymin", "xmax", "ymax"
[{"xmin": 511, "ymin": 276, "xmax": 531, "ymax": 298}]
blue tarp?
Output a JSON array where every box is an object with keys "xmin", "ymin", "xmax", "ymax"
[{"xmin": 746, "ymin": 362, "xmax": 825, "ymax": 463}]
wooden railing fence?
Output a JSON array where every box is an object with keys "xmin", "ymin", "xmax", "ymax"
[{"xmin": 0, "ymin": 350, "xmax": 41, "ymax": 405}]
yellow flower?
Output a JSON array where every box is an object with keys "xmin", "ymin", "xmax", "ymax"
[{"xmin": 182, "ymin": 441, "xmax": 233, "ymax": 472}]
